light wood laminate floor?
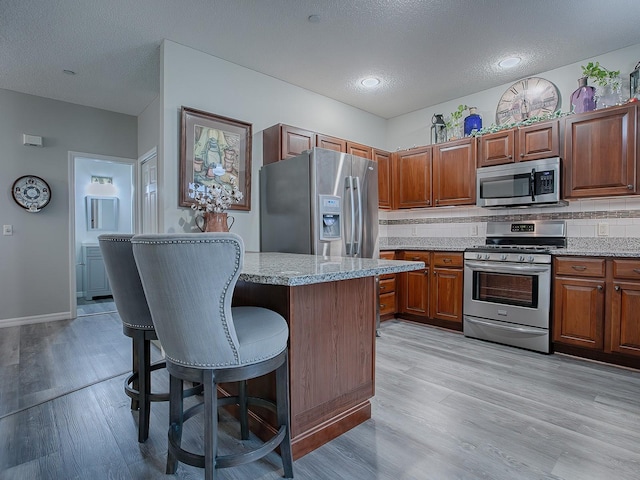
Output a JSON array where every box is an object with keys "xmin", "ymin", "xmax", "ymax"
[{"xmin": 1, "ymin": 316, "xmax": 639, "ymax": 479}]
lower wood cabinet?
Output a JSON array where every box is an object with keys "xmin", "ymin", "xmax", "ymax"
[
  {"xmin": 378, "ymin": 251, "xmax": 397, "ymax": 320},
  {"xmin": 610, "ymin": 259, "xmax": 640, "ymax": 357},
  {"xmin": 398, "ymin": 250, "xmax": 463, "ymax": 330},
  {"xmin": 553, "ymin": 256, "xmax": 640, "ymax": 368}
]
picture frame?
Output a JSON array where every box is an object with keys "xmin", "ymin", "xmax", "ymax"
[{"xmin": 179, "ymin": 106, "xmax": 252, "ymax": 211}]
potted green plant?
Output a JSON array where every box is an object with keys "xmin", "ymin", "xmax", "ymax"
[
  {"xmin": 446, "ymin": 104, "xmax": 468, "ymax": 140},
  {"xmin": 581, "ymin": 61, "xmax": 620, "ymax": 87},
  {"xmin": 581, "ymin": 61, "xmax": 623, "ymax": 108}
]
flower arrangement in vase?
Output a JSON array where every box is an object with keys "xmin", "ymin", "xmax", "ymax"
[{"xmin": 188, "ymin": 180, "xmax": 243, "ymax": 232}]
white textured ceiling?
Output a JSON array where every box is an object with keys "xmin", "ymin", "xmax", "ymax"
[{"xmin": 1, "ymin": 0, "xmax": 639, "ymax": 118}]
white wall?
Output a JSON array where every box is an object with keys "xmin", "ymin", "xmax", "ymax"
[
  {"xmin": 387, "ymin": 43, "xmax": 640, "ymax": 150},
  {"xmin": 138, "ymin": 96, "xmax": 160, "ymax": 159},
  {"xmin": 159, "ymin": 40, "xmax": 387, "ymax": 250},
  {"xmin": 0, "ymin": 89, "xmax": 137, "ymax": 325}
]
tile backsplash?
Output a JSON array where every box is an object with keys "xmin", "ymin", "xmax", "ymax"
[{"xmin": 379, "ymin": 196, "xmax": 640, "ymax": 247}]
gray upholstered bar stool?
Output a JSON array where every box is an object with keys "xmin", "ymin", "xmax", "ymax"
[
  {"xmin": 132, "ymin": 233, "xmax": 294, "ymax": 480},
  {"xmin": 99, "ymin": 234, "xmax": 199, "ymax": 443}
]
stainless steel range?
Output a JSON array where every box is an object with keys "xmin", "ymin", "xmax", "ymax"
[{"xmin": 463, "ymin": 220, "xmax": 566, "ymax": 353}]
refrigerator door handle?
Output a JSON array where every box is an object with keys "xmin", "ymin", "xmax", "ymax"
[
  {"xmin": 346, "ymin": 176, "xmax": 356, "ymax": 256},
  {"xmin": 353, "ymin": 175, "xmax": 363, "ymax": 256}
]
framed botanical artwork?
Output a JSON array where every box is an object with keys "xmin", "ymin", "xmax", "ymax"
[{"xmin": 179, "ymin": 106, "xmax": 252, "ymax": 211}]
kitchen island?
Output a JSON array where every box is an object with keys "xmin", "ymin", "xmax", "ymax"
[{"xmin": 230, "ymin": 252, "xmax": 423, "ymax": 459}]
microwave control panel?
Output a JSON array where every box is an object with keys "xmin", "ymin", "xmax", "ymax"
[{"xmin": 535, "ymin": 170, "xmax": 555, "ymax": 194}]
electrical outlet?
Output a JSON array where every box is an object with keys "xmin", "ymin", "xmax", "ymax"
[
  {"xmin": 3, "ymin": 225, "xmax": 13, "ymax": 236},
  {"xmin": 471, "ymin": 225, "xmax": 478, "ymax": 236},
  {"xmin": 597, "ymin": 222, "xmax": 609, "ymax": 236}
]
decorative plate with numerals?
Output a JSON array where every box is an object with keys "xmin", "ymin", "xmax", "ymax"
[
  {"xmin": 496, "ymin": 77, "xmax": 560, "ymax": 125},
  {"xmin": 12, "ymin": 175, "xmax": 51, "ymax": 212}
]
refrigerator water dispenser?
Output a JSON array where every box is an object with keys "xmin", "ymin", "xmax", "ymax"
[{"xmin": 319, "ymin": 195, "xmax": 341, "ymax": 241}]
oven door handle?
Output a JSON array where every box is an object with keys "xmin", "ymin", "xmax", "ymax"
[
  {"xmin": 465, "ymin": 317, "xmax": 547, "ymax": 335},
  {"xmin": 464, "ymin": 261, "xmax": 549, "ymax": 274}
]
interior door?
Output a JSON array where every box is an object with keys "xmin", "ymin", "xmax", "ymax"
[{"xmin": 141, "ymin": 152, "xmax": 158, "ymax": 233}]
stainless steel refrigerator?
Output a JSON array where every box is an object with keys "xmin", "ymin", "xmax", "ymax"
[{"xmin": 260, "ymin": 147, "xmax": 379, "ymax": 258}]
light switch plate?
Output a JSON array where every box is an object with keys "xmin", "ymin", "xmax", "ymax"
[{"xmin": 3, "ymin": 225, "xmax": 13, "ymax": 236}]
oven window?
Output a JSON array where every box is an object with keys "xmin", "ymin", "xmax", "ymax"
[{"xmin": 473, "ymin": 271, "xmax": 538, "ymax": 308}]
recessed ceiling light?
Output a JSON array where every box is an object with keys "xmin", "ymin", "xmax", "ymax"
[
  {"xmin": 498, "ymin": 57, "xmax": 521, "ymax": 69},
  {"xmin": 361, "ymin": 77, "xmax": 380, "ymax": 88},
  {"xmin": 63, "ymin": 69, "xmax": 76, "ymax": 75}
]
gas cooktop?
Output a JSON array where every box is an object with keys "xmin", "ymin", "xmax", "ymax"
[{"xmin": 465, "ymin": 220, "xmax": 566, "ymax": 261}]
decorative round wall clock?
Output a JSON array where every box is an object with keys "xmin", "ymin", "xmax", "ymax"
[
  {"xmin": 12, "ymin": 175, "xmax": 51, "ymax": 212},
  {"xmin": 496, "ymin": 77, "xmax": 560, "ymax": 125}
]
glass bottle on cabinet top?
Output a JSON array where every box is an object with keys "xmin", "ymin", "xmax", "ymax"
[
  {"xmin": 570, "ymin": 77, "xmax": 596, "ymax": 113},
  {"xmin": 464, "ymin": 107, "xmax": 482, "ymax": 136}
]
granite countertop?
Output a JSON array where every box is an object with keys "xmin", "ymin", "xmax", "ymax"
[
  {"xmin": 240, "ymin": 252, "xmax": 424, "ymax": 286},
  {"xmin": 381, "ymin": 238, "xmax": 640, "ymax": 258}
]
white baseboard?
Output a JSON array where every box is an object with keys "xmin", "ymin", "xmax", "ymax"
[{"xmin": 0, "ymin": 312, "xmax": 73, "ymax": 329}]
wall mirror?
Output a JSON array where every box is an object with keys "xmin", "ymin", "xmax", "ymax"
[{"xmin": 86, "ymin": 196, "xmax": 118, "ymax": 231}]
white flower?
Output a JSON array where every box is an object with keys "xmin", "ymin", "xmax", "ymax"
[{"xmin": 188, "ymin": 180, "xmax": 243, "ymax": 214}]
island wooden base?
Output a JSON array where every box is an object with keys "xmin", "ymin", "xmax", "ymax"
[{"xmin": 232, "ymin": 276, "xmax": 376, "ymax": 459}]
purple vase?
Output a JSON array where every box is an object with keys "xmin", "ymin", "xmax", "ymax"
[{"xmin": 570, "ymin": 77, "xmax": 596, "ymax": 113}]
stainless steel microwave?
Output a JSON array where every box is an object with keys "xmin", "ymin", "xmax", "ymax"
[{"xmin": 476, "ymin": 157, "xmax": 564, "ymax": 208}]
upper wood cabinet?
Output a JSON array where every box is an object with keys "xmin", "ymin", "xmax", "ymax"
[
  {"xmin": 477, "ymin": 129, "xmax": 515, "ymax": 167},
  {"xmin": 316, "ymin": 134, "xmax": 346, "ymax": 152},
  {"xmin": 374, "ymin": 149, "xmax": 392, "ymax": 210},
  {"xmin": 393, "ymin": 146, "xmax": 432, "ymax": 209},
  {"xmin": 432, "ymin": 137, "xmax": 476, "ymax": 206},
  {"xmin": 263, "ymin": 124, "xmax": 315, "ymax": 165},
  {"xmin": 518, "ymin": 120, "xmax": 560, "ymax": 161},
  {"xmin": 477, "ymin": 120, "xmax": 560, "ymax": 168},
  {"xmin": 347, "ymin": 141, "xmax": 373, "ymax": 160},
  {"xmin": 563, "ymin": 104, "xmax": 638, "ymax": 199}
]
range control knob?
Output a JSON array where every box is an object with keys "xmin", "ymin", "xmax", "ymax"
[
  {"xmin": 484, "ymin": 254, "xmax": 490, "ymax": 260},
  {"xmin": 500, "ymin": 254, "xmax": 507, "ymax": 261},
  {"xmin": 476, "ymin": 253, "xmax": 482, "ymax": 260},
  {"xmin": 528, "ymin": 256, "xmax": 535, "ymax": 262},
  {"xmin": 518, "ymin": 255, "xmax": 525, "ymax": 262}
]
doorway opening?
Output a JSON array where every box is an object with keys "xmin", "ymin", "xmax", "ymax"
[{"xmin": 69, "ymin": 152, "xmax": 136, "ymax": 319}]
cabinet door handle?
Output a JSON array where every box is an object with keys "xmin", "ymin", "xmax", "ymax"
[
  {"xmin": 433, "ymin": 271, "xmax": 437, "ymax": 275},
  {"xmin": 508, "ymin": 154, "xmax": 513, "ymax": 159},
  {"xmin": 435, "ymin": 199, "xmax": 439, "ymax": 204},
  {"xmin": 426, "ymin": 200, "xmax": 431, "ymax": 205},
  {"xmin": 633, "ymin": 268, "xmax": 640, "ymax": 274},
  {"xmin": 614, "ymin": 285, "xmax": 620, "ymax": 291},
  {"xmin": 411, "ymin": 256, "xmax": 420, "ymax": 261},
  {"xmin": 424, "ymin": 271, "xmax": 429, "ymax": 275},
  {"xmin": 380, "ymin": 285, "xmax": 386, "ymax": 291},
  {"xmin": 520, "ymin": 153, "xmax": 524, "ymax": 158},
  {"xmin": 597, "ymin": 285, "xmax": 603, "ymax": 291},
  {"xmin": 628, "ymin": 184, "xmax": 634, "ymax": 190},
  {"xmin": 571, "ymin": 265, "xmax": 587, "ymax": 271},
  {"xmin": 443, "ymin": 258, "xmax": 452, "ymax": 263}
]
